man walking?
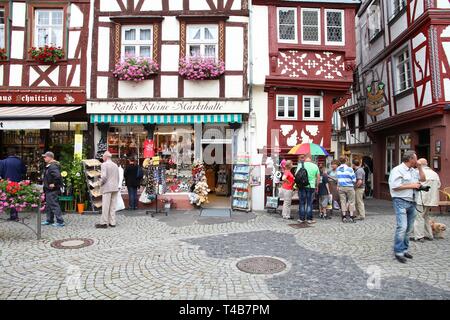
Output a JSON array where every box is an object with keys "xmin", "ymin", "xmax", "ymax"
[
  {"xmin": 95, "ymin": 151, "xmax": 119, "ymax": 229},
  {"xmin": 0, "ymin": 148, "xmax": 27, "ymax": 221},
  {"xmin": 388, "ymin": 150, "xmax": 425, "ymax": 263},
  {"xmin": 352, "ymin": 159, "xmax": 366, "ymax": 220},
  {"xmin": 295, "ymin": 154, "xmax": 320, "ymax": 224},
  {"xmin": 411, "ymin": 158, "xmax": 440, "ymax": 242},
  {"xmin": 336, "ymin": 156, "xmax": 356, "ymax": 223},
  {"xmin": 41, "ymin": 151, "xmax": 65, "ymax": 227}
]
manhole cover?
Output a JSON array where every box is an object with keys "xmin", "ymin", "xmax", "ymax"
[
  {"xmin": 236, "ymin": 257, "xmax": 286, "ymax": 274},
  {"xmin": 288, "ymin": 223, "xmax": 313, "ymax": 229},
  {"xmin": 51, "ymin": 238, "xmax": 94, "ymax": 249}
]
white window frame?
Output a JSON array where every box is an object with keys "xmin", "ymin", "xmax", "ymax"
[
  {"xmin": 302, "ymin": 95, "xmax": 323, "ymax": 121},
  {"xmin": 186, "ymin": 24, "xmax": 218, "ymax": 59},
  {"xmin": 0, "ymin": 9, "xmax": 5, "ymax": 49},
  {"xmin": 368, "ymin": 0, "xmax": 382, "ymax": 41},
  {"xmin": 276, "ymin": 95, "xmax": 298, "ymax": 120},
  {"xmin": 386, "ymin": 136, "xmax": 396, "ymax": 175},
  {"xmin": 121, "ymin": 25, "xmax": 153, "ymax": 58},
  {"xmin": 325, "ymin": 9, "xmax": 345, "ymax": 46},
  {"xmin": 394, "ymin": 47, "xmax": 412, "ymax": 94},
  {"xmin": 389, "ymin": 0, "xmax": 406, "ymax": 21},
  {"xmin": 34, "ymin": 9, "xmax": 64, "ymax": 47},
  {"xmin": 301, "ymin": 8, "xmax": 321, "ymax": 45},
  {"xmin": 277, "ymin": 7, "xmax": 298, "ymax": 44}
]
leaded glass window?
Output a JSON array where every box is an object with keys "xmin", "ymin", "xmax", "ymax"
[
  {"xmin": 301, "ymin": 8, "xmax": 320, "ymax": 44},
  {"xmin": 325, "ymin": 10, "xmax": 344, "ymax": 45},
  {"xmin": 277, "ymin": 8, "xmax": 297, "ymax": 42}
]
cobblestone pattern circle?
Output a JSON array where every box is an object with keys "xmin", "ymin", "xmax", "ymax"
[
  {"xmin": 50, "ymin": 238, "xmax": 94, "ymax": 249},
  {"xmin": 236, "ymin": 257, "xmax": 287, "ymax": 274}
]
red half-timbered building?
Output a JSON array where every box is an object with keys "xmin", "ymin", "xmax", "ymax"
[{"xmin": 0, "ymin": 0, "xmax": 90, "ymax": 179}]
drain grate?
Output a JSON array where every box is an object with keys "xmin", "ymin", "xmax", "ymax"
[
  {"xmin": 236, "ymin": 257, "xmax": 286, "ymax": 274},
  {"xmin": 51, "ymin": 238, "xmax": 94, "ymax": 249}
]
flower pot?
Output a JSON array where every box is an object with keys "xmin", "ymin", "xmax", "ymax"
[{"xmin": 77, "ymin": 203, "xmax": 84, "ymax": 214}]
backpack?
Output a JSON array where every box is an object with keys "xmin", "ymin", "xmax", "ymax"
[{"xmin": 295, "ymin": 162, "xmax": 310, "ymax": 189}]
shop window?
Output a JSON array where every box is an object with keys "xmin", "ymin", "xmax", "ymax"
[
  {"xmin": 389, "ymin": 0, "xmax": 406, "ymax": 21},
  {"xmin": 121, "ymin": 26, "xmax": 153, "ymax": 58},
  {"xmin": 276, "ymin": 95, "xmax": 297, "ymax": 120},
  {"xmin": 325, "ymin": 9, "xmax": 344, "ymax": 45},
  {"xmin": 301, "ymin": 8, "xmax": 320, "ymax": 44},
  {"xmin": 368, "ymin": 0, "xmax": 382, "ymax": 41},
  {"xmin": 399, "ymin": 133, "xmax": 411, "ymax": 162},
  {"xmin": 34, "ymin": 9, "xmax": 63, "ymax": 47},
  {"xmin": 386, "ymin": 136, "xmax": 396, "ymax": 174},
  {"xmin": 277, "ymin": 7, "xmax": 297, "ymax": 43},
  {"xmin": 187, "ymin": 25, "xmax": 218, "ymax": 58},
  {"xmin": 395, "ymin": 48, "xmax": 412, "ymax": 94},
  {"xmin": 303, "ymin": 96, "xmax": 323, "ymax": 121},
  {"xmin": 0, "ymin": 9, "xmax": 5, "ymax": 49}
]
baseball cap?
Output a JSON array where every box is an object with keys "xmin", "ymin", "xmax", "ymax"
[{"xmin": 42, "ymin": 151, "xmax": 55, "ymax": 158}]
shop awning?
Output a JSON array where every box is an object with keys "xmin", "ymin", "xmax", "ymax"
[
  {"xmin": 0, "ymin": 107, "xmax": 82, "ymax": 118},
  {"xmin": 90, "ymin": 114, "xmax": 243, "ymax": 124}
]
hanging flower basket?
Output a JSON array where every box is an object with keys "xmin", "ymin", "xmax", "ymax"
[
  {"xmin": 0, "ymin": 48, "xmax": 8, "ymax": 61},
  {"xmin": 179, "ymin": 57, "xmax": 225, "ymax": 80},
  {"xmin": 113, "ymin": 56, "xmax": 159, "ymax": 82},
  {"xmin": 0, "ymin": 179, "xmax": 45, "ymax": 214},
  {"xmin": 29, "ymin": 45, "xmax": 65, "ymax": 63}
]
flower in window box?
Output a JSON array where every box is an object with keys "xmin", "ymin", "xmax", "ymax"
[
  {"xmin": 179, "ymin": 56, "xmax": 225, "ymax": 80},
  {"xmin": 0, "ymin": 48, "xmax": 8, "ymax": 60},
  {"xmin": 29, "ymin": 45, "xmax": 64, "ymax": 64},
  {"xmin": 113, "ymin": 55, "xmax": 159, "ymax": 82}
]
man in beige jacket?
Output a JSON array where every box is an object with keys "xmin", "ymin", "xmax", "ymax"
[
  {"xmin": 411, "ymin": 158, "xmax": 441, "ymax": 242},
  {"xmin": 95, "ymin": 151, "xmax": 120, "ymax": 229}
]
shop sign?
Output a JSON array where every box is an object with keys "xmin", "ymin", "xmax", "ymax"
[
  {"xmin": 0, "ymin": 91, "xmax": 85, "ymax": 105},
  {"xmin": 0, "ymin": 120, "xmax": 50, "ymax": 130},
  {"xmin": 366, "ymin": 82, "xmax": 385, "ymax": 116},
  {"xmin": 87, "ymin": 100, "xmax": 250, "ymax": 114}
]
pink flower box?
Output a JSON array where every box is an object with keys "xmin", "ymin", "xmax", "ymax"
[
  {"xmin": 113, "ymin": 55, "xmax": 159, "ymax": 82},
  {"xmin": 179, "ymin": 56, "xmax": 225, "ymax": 80}
]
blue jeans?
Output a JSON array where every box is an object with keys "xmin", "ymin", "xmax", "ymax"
[
  {"xmin": 392, "ymin": 198, "xmax": 416, "ymax": 256},
  {"xmin": 127, "ymin": 187, "xmax": 138, "ymax": 209},
  {"xmin": 298, "ymin": 188, "xmax": 315, "ymax": 221}
]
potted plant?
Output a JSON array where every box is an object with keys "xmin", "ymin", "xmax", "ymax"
[
  {"xmin": 0, "ymin": 48, "xmax": 7, "ymax": 61},
  {"xmin": 113, "ymin": 55, "xmax": 159, "ymax": 82},
  {"xmin": 68, "ymin": 156, "xmax": 85, "ymax": 214},
  {"xmin": 179, "ymin": 56, "xmax": 225, "ymax": 80},
  {"xmin": 29, "ymin": 45, "xmax": 64, "ymax": 63}
]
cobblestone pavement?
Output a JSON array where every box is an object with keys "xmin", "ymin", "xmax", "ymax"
[{"xmin": 0, "ymin": 200, "xmax": 449, "ymax": 300}]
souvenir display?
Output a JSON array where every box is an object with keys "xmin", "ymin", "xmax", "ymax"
[
  {"xmin": 232, "ymin": 155, "xmax": 252, "ymax": 211},
  {"xmin": 189, "ymin": 160, "xmax": 210, "ymax": 206}
]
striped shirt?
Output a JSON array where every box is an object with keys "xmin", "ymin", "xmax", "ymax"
[{"xmin": 336, "ymin": 164, "xmax": 356, "ymax": 187}]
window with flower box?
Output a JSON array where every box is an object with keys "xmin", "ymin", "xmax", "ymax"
[
  {"xmin": 121, "ymin": 26, "xmax": 153, "ymax": 58},
  {"xmin": 325, "ymin": 9, "xmax": 344, "ymax": 45},
  {"xmin": 34, "ymin": 9, "xmax": 63, "ymax": 47},
  {"xmin": 186, "ymin": 25, "xmax": 218, "ymax": 58},
  {"xmin": 303, "ymin": 96, "xmax": 323, "ymax": 121},
  {"xmin": 0, "ymin": 9, "xmax": 5, "ymax": 49},
  {"xmin": 276, "ymin": 95, "xmax": 297, "ymax": 120},
  {"xmin": 301, "ymin": 8, "xmax": 320, "ymax": 45},
  {"xmin": 277, "ymin": 7, "xmax": 297, "ymax": 43}
]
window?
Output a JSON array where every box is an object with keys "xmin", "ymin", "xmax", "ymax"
[
  {"xmin": 399, "ymin": 133, "xmax": 411, "ymax": 162},
  {"xmin": 34, "ymin": 9, "xmax": 63, "ymax": 47},
  {"xmin": 301, "ymin": 8, "xmax": 320, "ymax": 44},
  {"xmin": 368, "ymin": 0, "xmax": 382, "ymax": 40},
  {"xmin": 395, "ymin": 48, "xmax": 412, "ymax": 93},
  {"xmin": 347, "ymin": 114, "xmax": 355, "ymax": 134},
  {"xmin": 325, "ymin": 10, "xmax": 344, "ymax": 45},
  {"xmin": 186, "ymin": 25, "xmax": 218, "ymax": 58},
  {"xmin": 276, "ymin": 95, "xmax": 297, "ymax": 120},
  {"xmin": 390, "ymin": 0, "xmax": 406, "ymax": 20},
  {"xmin": 277, "ymin": 7, "xmax": 297, "ymax": 43},
  {"xmin": 121, "ymin": 26, "xmax": 153, "ymax": 57},
  {"xmin": 386, "ymin": 136, "xmax": 396, "ymax": 174},
  {"xmin": 358, "ymin": 111, "xmax": 365, "ymax": 130},
  {"xmin": 0, "ymin": 9, "xmax": 5, "ymax": 49},
  {"xmin": 303, "ymin": 96, "xmax": 323, "ymax": 121}
]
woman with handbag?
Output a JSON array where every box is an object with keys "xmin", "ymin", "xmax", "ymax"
[
  {"xmin": 124, "ymin": 158, "xmax": 143, "ymax": 210},
  {"xmin": 280, "ymin": 160, "xmax": 295, "ymax": 219}
]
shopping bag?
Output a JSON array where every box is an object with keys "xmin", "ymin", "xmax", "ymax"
[
  {"xmin": 327, "ymin": 194, "xmax": 333, "ymax": 210},
  {"xmin": 139, "ymin": 190, "xmax": 152, "ymax": 204},
  {"xmin": 265, "ymin": 196, "xmax": 279, "ymax": 209}
]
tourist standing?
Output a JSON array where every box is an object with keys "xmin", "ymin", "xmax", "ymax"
[
  {"xmin": 318, "ymin": 164, "xmax": 331, "ymax": 219},
  {"xmin": 95, "ymin": 151, "xmax": 120, "ymax": 228},
  {"xmin": 41, "ymin": 151, "xmax": 65, "ymax": 227},
  {"xmin": 336, "ymin": 156, "xmax": 356, "ymax": 223},
  {"xmin": 124, "ymin": 158, "xmax": 142, "ymax": 210},
  {"xmin": 295, "ymin": 154, "xmax": 320, "ymax": 224},
  {"xmin": 388, "ymin": 150, "xmax": 425, "ymax": 263},
  {"xmin": 0, "ymin": 148, "xmax": 27, "ymax": 221},
  {"xmin": 411, "ymin": 158, "xmax": 440, "ymax": 242},
  {"xmin": 327, "ymin": 159, "xmax": 341, "ymax": 212},
  {"xmin": 352, "ymin": 159, "xmax": 366, "ymax": 220},
  {"xmin": 280, "ymin": 160, "xmax": 294, "ymax": 219}
]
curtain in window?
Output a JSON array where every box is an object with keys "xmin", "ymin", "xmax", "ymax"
[
  {"xmin": 189, "ymin": 27, "xmax": 201, "ymax": 40},
  {"xmin": 140, "ymin": 46, "xmax": 151, "ymax": 57},
  {"xmin": 125, "ymin": 29, "xmax": 136, "ymax": 41},
  {"xmin": 140, "ymin": 29, "xmax": 151, "ymax": 41}
]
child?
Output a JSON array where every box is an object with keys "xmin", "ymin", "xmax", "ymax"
[
  {"xmin": 280, "ymin": 160, "xmax": 295, "ymax": 219},
  {"xmin": 318, "ymin": 164, "xmax": 331, "ymax": 219}
]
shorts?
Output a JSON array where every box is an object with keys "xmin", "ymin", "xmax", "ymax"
[{"xmin": 319, "ymin": 195, "xmax": 329, "ymax": 209}]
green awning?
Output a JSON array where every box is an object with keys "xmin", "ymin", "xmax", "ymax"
[{"xmin": 90, "ymin": 114, "xmax": 242, "ymax": 124}]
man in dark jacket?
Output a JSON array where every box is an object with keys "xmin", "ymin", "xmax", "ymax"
[
  {"xmin": 0, "ymin": 148, "xmax": 27, "ymax": 220},
  {"xmin": 123, "ymin": 158, "xmax": 142, "ymax": 210},
  {"xmin": 41, "ymin": 151, "xmax": 65, "ymax": 227}
]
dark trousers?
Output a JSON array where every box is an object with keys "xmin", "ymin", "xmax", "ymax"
[
  {"xmin": 10, "ymin": 207, "xmax": 18, "ymax": 220},
  {"xmin": 127, "ymin": 187, "xmax": 138, "ymax": 209},
  {"xmin": 45, "ymin": 190, "xmax": 64, "ymax": 224}
]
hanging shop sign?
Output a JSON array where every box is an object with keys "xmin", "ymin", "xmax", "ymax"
[
  {"xmin": 87, "ymin": 100, "xmax": 250, "ymax": 114},
  {"xmin": 0, "ymin": 119, "xmax": 50, "ymax": 130},
  {"xmin": 366, "ymin": 81, "xmax": 385, "ymax": 116},
  {"xmin": 0, "ymin": 91, "xmax": 85, "ymax": 105}
]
